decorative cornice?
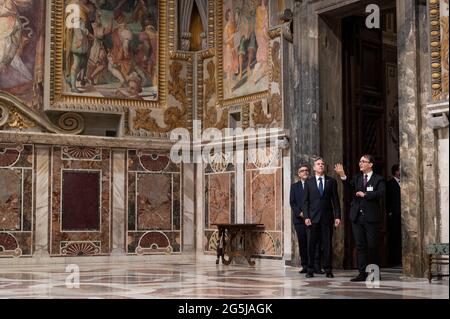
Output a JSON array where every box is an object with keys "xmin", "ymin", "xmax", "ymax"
[{"xmin": 0, "ymin": 92, "xmax": 84, "ymax": 135}]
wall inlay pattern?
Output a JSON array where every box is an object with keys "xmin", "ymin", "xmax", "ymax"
[
  {"xmin": 51, "ymin": 147, "xmax": 111, "ymax": 256},
  {"xmin": 127, "ymin": 150, "xmax": 182, "ymax": 255},
  {"xmin": 0, "ymin": 144, "xmax": 34, "ymax": 258}
]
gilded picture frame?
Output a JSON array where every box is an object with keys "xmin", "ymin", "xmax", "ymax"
[{"xmin": 50, "ymin": 0, "xmax": 168, "ymax": 111}]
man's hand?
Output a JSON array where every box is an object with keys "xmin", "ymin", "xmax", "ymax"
[
  {"xmin": 335, "ymin": 219, "xmax": 341, "ymax": 227},
  {"xmin": 356, "ymin": 191, "xmax": 365, "ymax": 198},
  {"xmin": 334, "ymin": 163, "xmax": 346, "ymax": 178},
  {"xmin": 305, "ymin": 219, "xmax": 312, "ymax": 226}
]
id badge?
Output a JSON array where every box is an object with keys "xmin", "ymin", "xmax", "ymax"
[{"xmin": 367, "ymin": 186, "xmax": 374, "ymax": 192}]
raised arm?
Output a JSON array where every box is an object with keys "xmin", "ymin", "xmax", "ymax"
[{"xmin": 334, "ymin": 163, "xmax": 355, "ymax": 191}]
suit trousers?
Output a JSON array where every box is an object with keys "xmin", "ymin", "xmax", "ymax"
[
  {"xmin": 352, "ymin": 213, "xmax": 381, "ymax": 274},
  {"xmin": 308, "ymin": 222, "xmax": 333, "ymax": 273},
  {"xmin": 294, "ymin": 222, "xmax": 321, "ymax": 269}
]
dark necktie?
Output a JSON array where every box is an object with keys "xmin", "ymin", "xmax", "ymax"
[
  {"xmin": 363, "ymin": 174, "xmax": 368, "ymax": 187},
  {"xmin": 318, "ymin": 177, "xmax": 324, "ymax": 197}
]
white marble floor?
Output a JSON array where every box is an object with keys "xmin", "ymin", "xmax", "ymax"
[{"xmin": 0, "ymin": 262, "xmax": 447, "ymax": 299}]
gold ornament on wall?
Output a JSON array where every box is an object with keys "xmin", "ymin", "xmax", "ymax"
[
  {"xmin": 7, "ymin": 111, "xmax": 36, "ymax": 130},
  {"xmin": 252, "ymin": 94, "xmax": 282, "ymax": 126},
  {"xmin": 429, "ymin": 0, "xmax": 449, "ymax": 101},
  {"xmin": 133, "ymin": 61, "xmax": 189, "ymax": 133}
]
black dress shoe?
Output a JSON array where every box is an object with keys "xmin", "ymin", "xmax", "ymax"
[
  {"xmin": 350, "ymin": 273, "xmax": 368, "ymax": 282},
  {"xmin": 314, "ymin": 269, "xmax": 325, "ymax": 275},
  {"xmin": 305, "ymin": 273, "xmax": 314, "ymax": 278},
  {"xmin": 299, "ymin": 268, "xmax": 308, "ymax": 274},
  {"xmin": 326, "ymin": 272, "xmax": 334, "ymax": 278}
]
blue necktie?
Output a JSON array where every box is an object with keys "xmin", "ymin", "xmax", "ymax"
[{"xmin": 318, "ymin": 177, "xmax": 324, "ymax": 197}]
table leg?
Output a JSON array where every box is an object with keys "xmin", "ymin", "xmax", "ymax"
[
  {"xmin": 216, "ymin": 228, "xmax": 224, "ymax": 264},
  {"xmin": 428, "ymin": 254, "xmax": 432, "ymax": 283},
  {"xmin": 223, "ymin": 230, "xmax": 236, "ymax": 265}
]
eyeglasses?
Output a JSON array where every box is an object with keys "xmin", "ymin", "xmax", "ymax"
[
  {"xmin": 299, "ymin": 169, "xmax": 309, "ymax": 173},
  {"xmin": 359, "ymin": 160, "xmax": 371, "ymax": 164}
]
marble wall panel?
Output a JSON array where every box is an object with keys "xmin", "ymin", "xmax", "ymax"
[
  {"xmin": 127, "ymin": 150, "xmax": 181, "ymax": 255},
  {"xmin": 137, "ymin": 174, "xmax": 172, "ymax": 230},
  {"xmin": 0, "ymin": 144, "xmax": 33, "ymax": 258},
  {"xmin": 246, "ymin": 172, "xmax": 276, "ymax": 229},
  {"xmin": 208, "ymin": 173, "xmax": 231, "ymax": 226},
  {"xmin": 50, "ymin": 147, "xmax": 111, "ymax": 256},
  {"xmin": 244, "ymin": 147, "xmax": 283, "ymax": 258},
  {"xmin": 0, "ymin": 170, "xmax": 21, "ymax": 231},
  {"xmin": 203, "ymin": 161, "xmax": 236, "ymax": 254},
  {"xmin": 61, "ymin": 171, "xmax": 101, "ymax": 231}
]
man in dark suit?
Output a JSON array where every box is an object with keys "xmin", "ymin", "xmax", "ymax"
[
  {"xmin": 289, "ymin": 164, "xmax": 322, "ymax": 274},
  {"xmin": 334, "ymin": 154, "xmax": 385, "ymax": 282},
  {"xmin": 386, "ymin": 164, "xmax": 401, "ymax": 266},
  {"xmin": 302, "ymin": 157, "xmax": 341, "ymax": 278}
]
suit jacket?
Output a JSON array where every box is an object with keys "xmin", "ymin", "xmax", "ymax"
[
  {"xmin": 290, "ymin": 181, "xmax": 305, "ymax": 226},
  {"xmin": 386, "ymin": 178, "xmax": 401, "ymax": 216},
  {"xmin": 342, "ymin": 172, "xmax": 385, "ymax": 223},
  {"xmin": 302, "ymin": 176, "xmax": 341, "ymax": 224}
]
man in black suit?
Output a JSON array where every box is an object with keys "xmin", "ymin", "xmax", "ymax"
[
  {"xmin": 290, "ymin": 164, "xmax": 322, "ymax": 274},
  {"xmin": 386, "ymin": 164, "xmax": 401, "ymax": 266},
  {"xmin": 334, "ymin": 154, "xmax": 385, "ymax": 282},
  {"xmin": 302, "ymin": 157, "xmax": 341, "ymax": 278}
]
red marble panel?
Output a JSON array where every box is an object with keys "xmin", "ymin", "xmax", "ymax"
[
  {"xmin": 0, "ymin": 169, "xmax": 21, "ymax": 230},
  {"xmin": 51, "ymin": 147, "xmax": 111, "ymax": 255},
  {"xmin": 208, "ymin": 174, "xmax": 231, "ymax": 227},
  {"xmin": 62, "ymin": 171, "xmax": 100, "ymax": 231},
  {"xmin": 246, "ymin": 171, "xmax": 275, "ymax": 229},
  {"xmin": 137, "ymin": 174, "xmax": 172, "ymax": 230}
]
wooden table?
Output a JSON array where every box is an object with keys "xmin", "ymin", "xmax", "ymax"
[{"xmin": 212, "ymin": 223, "xmax": 264, "ymax": 266}]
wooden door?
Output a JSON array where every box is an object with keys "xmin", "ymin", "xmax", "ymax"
[{"xmin": 342, "ymin": 16, "xmax": 389, "ymax": 269}]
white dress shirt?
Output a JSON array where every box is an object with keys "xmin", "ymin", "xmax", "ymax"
[
  {"xmin": 315, "ymin": 175, "xmax": 325, "ymax": 189},
  {"xmin": 363, "ymin": 171, "xmax": 373, "ymax": 184}
]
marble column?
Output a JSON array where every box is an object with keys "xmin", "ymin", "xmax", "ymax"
[
  {"xmin": 183, "ymin": 163, "xmax": 195, "ymax": 252},
  {"xmin": 195, "ymin": 159, "xmax": 204, "ymax": 255},
  {"xmin": 288, "ymin": 0, "xmax": 320, "ymax": 166},
  {"xmin": 438, "ymin": 128, "xmax": 449, "ymax": 243},
  {"xmin": 283, "ymin": 151, "xmax": 292, "ymax": 262},
  {"xmin": 285, "ymin": 0, "xmax": 320, "ymax": 266},
  {"xmin": 397, "ymin": 0, "xmax": 425, "ymax": 277},
  {"xmin": 34, "ymin": 145, "xmax": 50, "ymax": 257},
  {"xmin": 111, "ymin": 149, "xmax": 126, "ymax": 255},
  {"xmin": 236, "ymin": 162, "xmax": 244, "ymax": 224}
]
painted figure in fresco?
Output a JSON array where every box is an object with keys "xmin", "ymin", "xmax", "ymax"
[
  {"xmin": 110, "ymin": 10, "xmax": 133, "ymax": 83},
  {"xmin": 0, "ymin": 0, "xmax": 33, "ymax": 80},
  {"xmin": 115, "ymin": 71, "xmax": 143, "ymax": 100},
  {"xmin": 62, "ymin": 0, "xmax": 158, "ymax": 100},
  {"xmin": 64, "ymin": 0, "xmax": 94, "ymax": 93},
  {"xmin": 254, "ymin": 0, "xmax": 269, "ymax": 83},
  {"xmin": 135, "ymin": 19, "xmax": 157, "ymax": 87},
  {"xmin": 87, "ymin": 10, "xmax": 113, "ymax": 84},
  {"xmin": 235, "ymin": 7, "xmax": 256, "ymax": 81},
  {"xmin": 223, "ymin": 8, "xmax": 238, "ymax": 94}
]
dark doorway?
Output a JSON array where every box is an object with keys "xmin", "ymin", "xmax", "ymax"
[{"xmin": 341, "ymin": 8, "xmax": 401, "ymax": 269}]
